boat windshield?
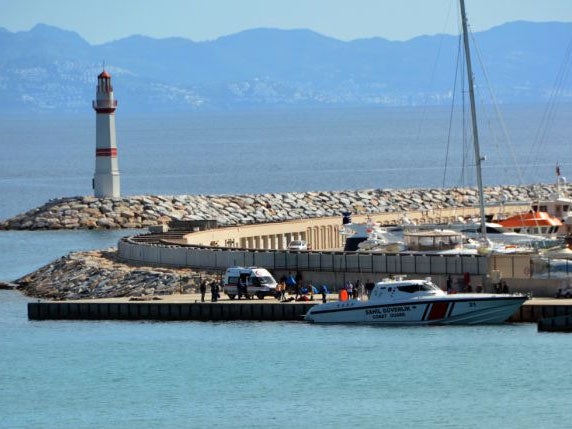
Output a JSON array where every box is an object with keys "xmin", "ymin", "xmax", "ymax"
[{"xmin": 397, "ymin": 282, "xmax": 440, "ymax": 293}]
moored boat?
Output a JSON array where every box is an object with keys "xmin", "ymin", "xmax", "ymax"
[
  {"xmin": 403, "ymin": 228, "xmax": 464, "ymax": 252},
  {"xmin": 499, "ymin": 210, "xmax": 562, "ymax": 236},
  {"xmin": 498, "ymin": 166, "xmax": 572, "ymax": 237},
  {"xmin": 452, "ymin": 221, "xmax": 560, "ymax": 249},
  {"xmin": 304, "ymin": 278, "xmax": 527, "ymax": 325}
]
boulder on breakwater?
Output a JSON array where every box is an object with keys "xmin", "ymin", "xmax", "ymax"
[
  {"xmin": 15, "ymin": 249, "xmax": 218, "ymax": 300},
  {"xmin": 0, "ymin": 184, "xmax": 566, "ymax": 231}
]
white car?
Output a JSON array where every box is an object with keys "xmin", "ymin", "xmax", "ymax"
[{"xmin": 288, "ymin": 240, "xmax": 308, "ymax": 251}]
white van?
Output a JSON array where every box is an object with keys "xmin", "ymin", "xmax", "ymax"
[{"xmin": 223, "ymin": 266, "xmax": 278, "ymax": 300}]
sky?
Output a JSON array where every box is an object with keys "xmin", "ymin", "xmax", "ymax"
[{"xmin": 2, "ymin": 0, "xmax": 572, "ymax": 44}]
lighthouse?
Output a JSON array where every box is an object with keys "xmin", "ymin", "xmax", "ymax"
[{"xmin": 92, "ymin": 69, "xmax": 120, "ymax": 198}]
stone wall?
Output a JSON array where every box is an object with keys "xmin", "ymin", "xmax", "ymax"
[{"xmin": 0, "ymin": 184, "xmax": 565, "ymax": 230}]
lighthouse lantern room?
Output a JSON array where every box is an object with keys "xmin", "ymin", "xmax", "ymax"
[{"xmin": 92, "ymin": 69, "xmax": 120, "ymax": 198}]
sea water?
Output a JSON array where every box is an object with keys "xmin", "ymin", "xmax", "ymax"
[
  {"xmin": 2, "ymin": 105, "xmax": 572, "ymax": 220},
  {"xmin": 2, "ymin": 106, "xmax": 572, "ymax": 427},
  {"xmin": 2, "ymin": 290, "xmax": 572, "ymax": 428}
]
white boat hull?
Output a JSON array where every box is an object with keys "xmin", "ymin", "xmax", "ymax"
[{"xmin": 304, "ymin": 295, "xmax": 526, "ymax": 325}]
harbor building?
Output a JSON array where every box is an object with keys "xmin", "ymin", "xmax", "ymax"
[{"xmin": 92, "ymin": 69, "xmax": 120, "ymax": 198}]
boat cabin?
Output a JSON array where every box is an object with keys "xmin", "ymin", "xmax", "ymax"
[
  {"xmin": 403, "ymin": 229, "xmax": 463, "ymax": 251},
  {"xmin": 371, "ymin": 278, "xmax": 445, "ymax": 300},
  {"xmin": 499, "ymin": 211, "xmax": 562, "ymax": 236},
  {"xmin": 532, "ymin": 195, "xmax": 572, "ymax": 235}
]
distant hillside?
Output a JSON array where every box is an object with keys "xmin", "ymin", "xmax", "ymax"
[{"xmin": 1, "ymin": 22, "xmax": 571, "ymax": 113}]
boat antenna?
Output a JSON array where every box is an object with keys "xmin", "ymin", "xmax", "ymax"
[{"xmin": 459, "ymin": 0, "xmax": 487, "ymax": 241}]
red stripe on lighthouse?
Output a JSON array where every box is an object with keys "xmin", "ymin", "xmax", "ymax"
[{"xmin": 96, "ymin": 148, "xmax": 117, "ymax": 157}]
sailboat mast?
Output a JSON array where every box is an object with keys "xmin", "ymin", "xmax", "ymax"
[{"xmin": 459, "ymin": 0, "xmax": 487, "ymax": 241}]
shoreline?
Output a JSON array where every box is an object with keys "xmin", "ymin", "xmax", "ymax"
[
  {"xmin": 11, "ymin": 248, "xmax": 572, "ymax": 324},
  {"xmin": 0, "ymin": 183, "xmax": 564, "ymax": 231},
  {"xmin": 14, "ymin": 249, "xmax": 219, "ymax": 300}
]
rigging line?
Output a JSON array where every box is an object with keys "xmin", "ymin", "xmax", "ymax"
[
  {"xmin": 453, "ymin": 0, "xmax": 468, "ymax": 188},
  {"xmin": 413, "ymin": 0, "xmax": 455, "ymax": 146},
  {"xmin": 459, "ymin": 54, "xmax": 471, "ymax": 186},
  {"xmin": 470, "ymin": 31, "xmax": 525, "ymax": 186},
  {"xmin": 531, "ymin": 34, "xmax": 572, "ymax": 173},
  {"xmin": 443, "ymin": 33, "xmax": 463, "ymax": 188},
  {"xmin": 529, "ymin": 34, "xmax": 572, "ymax": 173}
]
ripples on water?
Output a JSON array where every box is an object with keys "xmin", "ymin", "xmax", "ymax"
[
  {"xmin": 2, "ymin": 107, "xmax": 572, "ymax": 427},
  {"xmin": 2, "ymin": 291, "xmax": 572, "ymax": 428},
  {"xmin": 0, "ymin": 230, "xmax": 140, "ymax": 281},
  {"xmin": 2, "ymin": 106, "xmax": 572, "ymax": 220}
]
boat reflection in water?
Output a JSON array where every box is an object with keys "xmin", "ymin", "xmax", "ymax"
[{"xmin": 304, "ymin": 278, "xmax": 527, "ymax": 325}]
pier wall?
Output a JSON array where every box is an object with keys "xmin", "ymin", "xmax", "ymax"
[
  {"xmin": 119, "ymin": 238, "xmax": 490, "ymax": 276},
  {"xmin": 27, "ymin": 301, "xmax": 572, "ymax": 323},
  {"xmin": 28, "ymin": 301, "xmax": 314, "ymax": 322}
]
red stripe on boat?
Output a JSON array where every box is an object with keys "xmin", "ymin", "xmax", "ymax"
[{"xmin": 428, "ymin": 302, "xmax": 449, "ymax": 320}]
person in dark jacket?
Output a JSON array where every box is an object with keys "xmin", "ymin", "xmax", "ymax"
[
  {"xmin": 211, "ymin": 281, "xmax": 219, "ymax": 302},
  {"xmin": 365, "ymin": 280, "xmax": 375, "ymax": 298},
  {"xmin": 320, "ymin": 285, "xmax": 329, "ymax": 303},
  {"xmin": 199, "ymin": 280, "xmax": 207, "ymax": 302},
  {"xmin": 446, "ymin": 275, "xmax": 453, "ymax": 294},
  {"xmin": 237, "ymin": 278, "xmax": 246, "ymax": 299},
  {"xmin": 295, "ymin": 271, "xmax": 303, "ymax": 286}
]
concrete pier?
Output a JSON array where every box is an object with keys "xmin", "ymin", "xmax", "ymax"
[
  {"xmin": 27, "ymin": 296, "xmax": 572, "ymax": 323},
  {"xmin": 537, "ymin": 315, "xmax": 572, "ymax": 332},
  {"xmin": 28, "ymin": 300, "xmax": 315, "ymax": 322},
  {"xmin": 511, "ymin": 299, "xmax": 572, "ymax": 323}
]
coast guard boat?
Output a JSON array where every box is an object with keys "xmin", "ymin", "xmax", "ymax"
[{"xmin": 304, "ymin": 278, "xmax": 527, "ymax": 325}]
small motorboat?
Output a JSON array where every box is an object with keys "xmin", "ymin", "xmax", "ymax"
[{"xmin": 304, "ymin": 277, "xmax": 527, "ymax": 325}]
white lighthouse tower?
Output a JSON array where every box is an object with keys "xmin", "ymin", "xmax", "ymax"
[{"xmin": 92, "ymin": 69, "xmax": 120, "ymax": 198}]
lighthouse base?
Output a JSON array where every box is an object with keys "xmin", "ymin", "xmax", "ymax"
[{"xmin": 93, "ymin": 172, "xmax": 120, "ymax": 198}]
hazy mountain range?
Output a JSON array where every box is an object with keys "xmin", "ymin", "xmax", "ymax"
[{"xmin": 1, "ymin": 21, "xmax": 571, "ymax": 113}]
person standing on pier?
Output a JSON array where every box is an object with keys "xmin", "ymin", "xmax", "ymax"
[
  {"xmin": 210, "ymin": 281, "xmax": 219, "ymax": 302},
  {"xmin": 199, "ymin": 280, "xmax": 207, "ymax": 302},
  {"xmin": 346, "ymin": 281, "xmax": 353, "ymax": 299},
  {"xmin": 365, "ymin": 280, "xmax": 375, "ymax": 298},
  {"xmin": 320, "ymin": 284, "xmax": 328, "ymax": 303},
  {"xmin": 446, "ymin": 275, "xmax": 453, "ymax": 294},
  {"xmin": 237, "ymin": 278, "xmax": 248, "ymax": 299}
]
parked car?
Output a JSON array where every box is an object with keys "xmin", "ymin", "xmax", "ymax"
[{"xmin": 288, "ymin": 240, "xmax": 308, "ymax": 251}]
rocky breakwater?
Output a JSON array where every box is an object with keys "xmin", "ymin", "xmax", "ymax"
[
  {"xmin": 15, "ymin": 249, "xmax": 218, "ymax": 300},
  {"xmin": 1, "ymin": 184, "xmax": 567, "ymax": 230}
]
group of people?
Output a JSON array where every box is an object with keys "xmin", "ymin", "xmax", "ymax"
[
  {"xmin": 199, "ymin": 280, "xmax": 221, "ymax": 302},
  {"xmin": 278, "ymin": 272, "xmax": 329, "ymax": 303},
  {"xmin": 199, "ymin": 273, "xmax": 381, "ymax": 304},
  {"xmin": 446, "ymin": 275, "xmax": 501, "ymax": 294},
  {"xmin": 494, "ymin": 281, "xmax": 510, "ymax": 294},
  {"xmin": 343, "ymin": 279, "xmax": 375, "ymax": 300}
]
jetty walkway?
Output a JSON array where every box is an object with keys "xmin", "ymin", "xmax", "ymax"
[{"xmin": 27, "ymin": 294, "xmax": 572, "ymax": 324}]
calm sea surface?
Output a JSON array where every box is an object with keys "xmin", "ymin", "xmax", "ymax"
[
  {"xmin": 2, "ymin": 290, "xmax": 572, "ymax": 429},
  {"xmin": 2, "ymin": 106, "xmax": 572, "ymax": 427}
]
